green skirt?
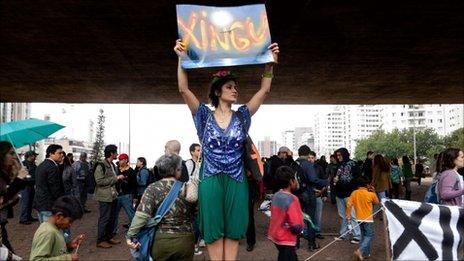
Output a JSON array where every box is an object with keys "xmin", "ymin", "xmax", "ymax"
[{"xmin": 198, "ymin": 169, "xmax": 249, "ymax": 244}]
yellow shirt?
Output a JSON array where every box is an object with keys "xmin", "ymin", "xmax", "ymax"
[{"xmin": 346, "ymin": 187, "xmax": 379, "ymax": 222}]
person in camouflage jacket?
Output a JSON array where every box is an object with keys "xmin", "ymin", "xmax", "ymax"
[{"xmin": 126, "ymin": 153, "xmax": 198, "ymax": 261}]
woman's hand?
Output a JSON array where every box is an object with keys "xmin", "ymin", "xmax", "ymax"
[
  {"xmin": 268, "ymin": 43, "xmax": 279, "ymax": 65},
  {"xmin": 174, "ymin": 39, "xmax": 188, "ymax": 58}
]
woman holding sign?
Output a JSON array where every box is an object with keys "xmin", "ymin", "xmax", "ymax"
[{"xmin": 174, "ymin": 39, "xmax": 279, "ymax": 260}]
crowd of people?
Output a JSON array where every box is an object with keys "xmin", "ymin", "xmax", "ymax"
[{"xmin": 0, "ymin": 37, "xmax": 462, "ymax": 261}]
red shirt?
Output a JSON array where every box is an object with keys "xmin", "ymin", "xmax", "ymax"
[{"xmin": 267, "ymin": 190, "xmax": 304, "ymax": 246}]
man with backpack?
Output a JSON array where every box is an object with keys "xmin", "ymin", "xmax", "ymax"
[
  {"xmin": 293, "ymin": 145, "xmax": 328, "ymax": 251},
  {"xmin": 95, "ymin": 145, "xmax": 126, "ymax": 249},
  {"xmin": 185, "ymin": 143, "xmax": 201, "ymax": 180},
  {"xmin": 263, "ymin": 146, "xmax": 294, "ymax": 193}
]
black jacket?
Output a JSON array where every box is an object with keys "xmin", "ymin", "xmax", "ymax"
[
  {"xmin": 23, "ymin": 159, "xmax": 37, "ymax": 186},
  {"xmin": 34, "ymin": 159, "xmax": 64, "ymax": 211}
]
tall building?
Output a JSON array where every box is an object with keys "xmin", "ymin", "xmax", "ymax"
[
  {"xmin": 314, "ymin": 106, "xmax": 346, "ymax": 157},
  {"xmin": 258, "ymin": 136, "xmax": 277, "ymax": 158},
  {"xmin": 282, "ymin": 130, "xmax": 295, "ymax": 152},
  {"xmin": 294, "ymin": 127, "xmax": 314, "ymax": 150},
  {"xmin": 0, "ymin": 103, "xmax": 31, "ymax": 123},
  {"xmin": 382, "ymin": 104, "xmax": 464, "ymax": 136},
  {"xmin": 314, "ymin": 105, "xmax": 384, "ymax": 156}
]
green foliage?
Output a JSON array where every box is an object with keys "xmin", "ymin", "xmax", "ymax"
[
  {"xmin": 91, "ymin": 109, "xmax": 105, "ymax": 163},
  {"xmin": 443, "ymin": 128, "xmax": 464, "ymax": 149},
  {"xmin": 354, "ymin": 128, "xmax": 446, "ymax": 161}
]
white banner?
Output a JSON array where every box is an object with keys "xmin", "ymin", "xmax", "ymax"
[{"xmin": 382, "ymin": 199, "xmax": 464, "ymax": 260}]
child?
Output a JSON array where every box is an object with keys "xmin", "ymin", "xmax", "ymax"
[
  {"xmin": 346, "ymin": 176, "xmax": 379, "ymax": 260},
  {"xmin": 268, "ymin": 166, "xmax": 304, "ymax": 261},
  {"xmin": 30, "ymin": 196, "xmax": 85, "ymax": 261}
]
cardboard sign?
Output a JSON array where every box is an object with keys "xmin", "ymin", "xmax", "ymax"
[{"xmin": 176, "ymin": 4, "xmax": 273, "ymax": 69}]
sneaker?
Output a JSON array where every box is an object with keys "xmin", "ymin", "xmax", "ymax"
[
  {"xmin": 246, "ymin": 244, "xmax": 255, "ymax": 252},
  {"xmin": 194, "ymin": 246, "xmax": 203, "ymax": 255},
  {"xmin": 198, "ymin": 239, "xmax": 206, "ymax": 247},
  {"xmin": 363, "ymin": 254, "xmax": 371, "ymax": 259},
  {"xmin": 316, "ymin": 234, "xmax": 325, "ymax": 239},
  {"xmin": 334, "ymin": 236, "xmax": 347, "ymax": 241},
  {"xmin": 350, "ymin": 239, "xmax": 360, "ymax": 244}
]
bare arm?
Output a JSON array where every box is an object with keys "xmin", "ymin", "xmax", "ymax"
[
  {"xmin": 247, "ymin": 43, "xmax": 279, "ymax": 116},
  {"xmin": 175, "ymin": 39, "xmax": 200, "ymax": 114}
]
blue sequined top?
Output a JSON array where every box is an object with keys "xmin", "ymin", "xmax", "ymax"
[{"xmin": 193, "ymin": 103, "xmax": 251, "ymax": 182}]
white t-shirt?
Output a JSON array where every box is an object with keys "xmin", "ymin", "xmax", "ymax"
[{"xmin": 185, "ymin": 158, "xmax": 200, "ymax": 180}]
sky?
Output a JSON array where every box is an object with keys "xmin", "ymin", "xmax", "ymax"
[{"xmin": 31, "ymin": 103, "xmax": 331, "ymax": 165}]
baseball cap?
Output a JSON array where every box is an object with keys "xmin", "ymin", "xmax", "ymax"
[
  {"xmin": 25, "ymin": 151, "xmax": 39, "ymax": 157},
  {"xmin": 118, "ymin": 153, "xmax": 129, "ymax": 161}
]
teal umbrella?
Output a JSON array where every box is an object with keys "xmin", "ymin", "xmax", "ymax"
[{"xmin": 0, "ymin": 118, "xmax": 65, "ymax": 148}]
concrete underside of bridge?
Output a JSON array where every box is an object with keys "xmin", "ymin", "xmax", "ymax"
[{"xmin": 1, "ymin": 0, "xmax": 463, "ymax": 104}]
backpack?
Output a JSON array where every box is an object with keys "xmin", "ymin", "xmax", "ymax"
[
  {"xmin": 290, "ymin": 160, "xmax": 309, "ymax": 195},
  {"xmin": 130, "ymin": 180, "xmax": 183, "ymax": 261},
  {"xmin": 145, "ymin": 167, "xmax": 156, "ymax": 185},
  {"xmin": 424, "ymin": 182, "xmax": 439, "ymax": 204},
  {"xmin": 87, "ymin": 162, "xmax": 105, "ymax": 194}
]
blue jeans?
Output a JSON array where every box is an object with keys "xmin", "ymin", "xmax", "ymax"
[
  {"xmin": 113, "ymin": 194, "xmax": 135, "ymax": 234},
  {"xmin": 299, "ymin": 190, "xmax": 317, "ymax": 247},
  {"xmin": 315, "ymin": 197, "xmax": 323, "ymax": 235},
  {"xmin": 38, "ymin": 211, "xmax": 71, "ymax": 242},
  {"xmin": 19, "ymin": 185, "xmax": 35, "ymax": 222},
  {"xmin": 374, "ymin": 191, "xmax": 386, "ymax": 216},
  {"xmin": 359, "ymin": 222, "xmax": 374, "ymax": 257},
  {"xmin": 335, "ymin": 197, "xmax": 360, "ymax": 240}
]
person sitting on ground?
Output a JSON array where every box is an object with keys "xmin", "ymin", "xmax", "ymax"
[
  {"xmin": 346, "ymin": 176, "xmax": 379, "ymax": 260},
  {"xmin": 30, "ymin": 195, "xmax": 85, "ymax": 261},
  {"xmin": 126, "ymin": 154, "xmax": 198, "ymax": 261},
  {"xmin": 267, "ymin": 166, "xmax": 304, "ymax": 261}
]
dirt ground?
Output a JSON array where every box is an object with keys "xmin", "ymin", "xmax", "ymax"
[{"xmin": 9, "ymin": 179, "xmax": 430, "ymax": 260}]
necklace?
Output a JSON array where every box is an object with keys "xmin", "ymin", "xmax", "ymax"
[{"xmin": 216, "ymin": 110, "xmax": 231, "ymax": 123}]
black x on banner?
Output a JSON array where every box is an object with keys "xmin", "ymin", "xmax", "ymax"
[{"xmin": 384, "ymin": 201, "xmax": 439, "ymax": 260}]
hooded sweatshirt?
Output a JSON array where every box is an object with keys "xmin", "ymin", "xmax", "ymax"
[{"xmin": 334, "ymin": 148, "xmax": 360, "ymax": 198}]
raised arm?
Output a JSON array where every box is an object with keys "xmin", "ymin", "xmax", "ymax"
[
  {"xmin": 174, "ymin": 39, "xmax": 200, "ymax": 114},
  {"xmin": 247, "ymin": 43, "xmax": 279, "ymax": 116}
]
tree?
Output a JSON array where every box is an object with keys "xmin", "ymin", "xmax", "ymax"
[
  {"xmin": 354, "ymin": 128, "xmax": 445, "ymax": 161},
  {"xmin": 91, "ymin": 109, "xmax": 105, "ymax": 163},
  {"xmin": 443, "ymin": 127, "xmax": 464, "ymax": 149}
]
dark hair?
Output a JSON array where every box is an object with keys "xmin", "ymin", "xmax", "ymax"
[
  {"xmin": 0, "ymin": 141, "xmax": 13, "ymax": 174},
  {"xmin": 309, "ymin": 151, "xmax": 316, "ymax": 157},
  {"xmin": 329, "ymin": 154, "xmax": 336, "ymax": 160},
  {"xmin": 402, "ymin": 155, "xmax": 411, "ymax": 165},
  {"xmin": 208, "ymin": 77, "xmax": 237, "ymax": 108},
  {"xmin": 137, "ymin": 157, "xmax": 147, "ymax": 167},
  {"xmin": 52, "ymin": 195, "xmax": 83, "ymax": 220},
  {"xmin": 374, "ymin": 154, "xmax": 390, "ymax": 172},
  {"xmin": 440, "ymin": 148, "xmax": 462, "ymax": 172},
  {"xmin": 336, "ymin": 148, "xmax": 350, "ymax": 163},
  {"xmin": 391, "ymin": 158, "xmax": 399, "ymax": 166},
  {"xmin": 298, "ymin": 145, "xmax": 311, "ymax": 157},
  {"xmin": 189, "ymin": 143, "xmax": 201, "ymax": 155},
  {"xmin": 367, "ymin": 151, "xmax": 374, "ymax": 157},
  {"xmin": 61, "ymin": 151, "xmax": 72, "ymax": 166},
  {"xmin": 357, "ymin": 176, "xmax": 371, "ymax": 187},
  {"xmin": 46, "ymin": 144, "xmax": 63, "ymax": 158},
  {"xmin": 104, "ymin": 144, "xmax": 118, "ymax": 158},
  {"xmin": 436, "ymin": 152, "xmax": 444, "ymax": 173},
  {"xmin": 275, "ymin": 166, "xmax": 295, "ymax": 190}
]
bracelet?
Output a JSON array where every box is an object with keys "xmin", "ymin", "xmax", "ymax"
[{"xmin": 262, "ymin": 72, "xmax": 274, "ymax": 79}]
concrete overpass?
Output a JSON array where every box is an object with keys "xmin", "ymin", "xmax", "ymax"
[{"xmin": 1, "ymin": 0, "xmax": 463, "ymax": 104}]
